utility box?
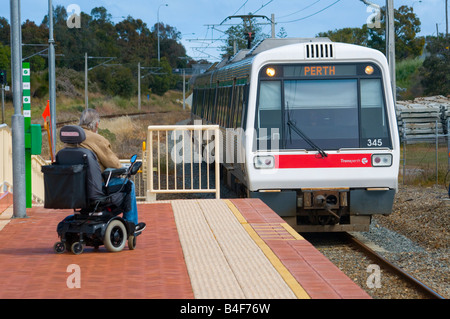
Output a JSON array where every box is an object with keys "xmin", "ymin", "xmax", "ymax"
[{"xmin": 26, "ymin": 123, "xmax": 42, "ymax": 155}]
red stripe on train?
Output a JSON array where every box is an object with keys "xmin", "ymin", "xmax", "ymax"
[{"xmin": 275, "ymin": 154, "xmax": 373, "ymax": 168}]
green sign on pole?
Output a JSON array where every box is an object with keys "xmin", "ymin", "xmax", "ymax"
[
  {"xmin": 23, "ymin": 62, "xmax": 32, "ymax": 208},
  {"xmin": 23, "ymin": 62, "xmax": 42, "ymax": 208}
]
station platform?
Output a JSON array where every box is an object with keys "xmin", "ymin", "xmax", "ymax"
[{"xmin": 0, "ymin": 197, "xmax": 370, "ymax": 299}]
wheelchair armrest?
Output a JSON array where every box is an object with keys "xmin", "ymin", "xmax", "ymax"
[{"xmin": 102, "ymin": 167, "xmax": 127, "ymax": 185}]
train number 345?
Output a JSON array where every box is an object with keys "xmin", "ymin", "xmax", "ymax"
[{"xmin": 367, "ymin": 138, "xmax": 383, "ymax": 147}]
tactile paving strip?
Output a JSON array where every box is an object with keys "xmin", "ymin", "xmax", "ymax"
[{"xmin": 172, "ymin": 199, "xmax": 297, "ymax": 299}]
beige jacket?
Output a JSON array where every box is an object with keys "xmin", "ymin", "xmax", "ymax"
[{"xmin": 78, "ymin": 126, "xmax": 121, "ymax": 171}]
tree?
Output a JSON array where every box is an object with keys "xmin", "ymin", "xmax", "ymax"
[
  {"xmin": 147, "ymin": 57, "xmax": 177, "ymax": 96},
  {"xmin": 0, "ymin": 43, "xmax": 10, "ymax": 74},
  {"xmin": 317, "ymin": 5, "xmax": 425, "ymax": 60},
  {"xmin": 110, "ymin": 66, "xmax": 135, "ymax": 98},
  {"xmin": 277, "ymin": 27, "xmax": 287, "ymax": 38},
  {"xmin": 0, "ymin": 7, "xmax": 188, "ymax": 98},
  {"xmin": 0, "ymin": 17, "xmax": 10, "ymax": 46},
  {"xmin": 220, "ymin": 15, "xmax": 269, "ymax": 57},
  {"xmin": 91, "ymin": 6, "xmax": 112, "ymax": 23},
  {"xmin": 317, "ymin": 26, "xmax": 369, "ymax": 46},
  {"xmin": 116, "ymin": 16, "xmax": 154, "ymax": 65},
  {"xmin": 152, "ymin": 23, "xmax": 186, "ymax": 68},
  {"xmin": 367, "ymin": 5, "xmax": 425, "ymax": 59},
  {"xmin": 421, "ymin": 36, "xmax": 450, "ymax": 96}
]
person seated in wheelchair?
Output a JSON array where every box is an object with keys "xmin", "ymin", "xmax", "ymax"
[
  {"xmin": 72, "ymin": 108, "xmax": 146, "ymax": 232},
  {"xmin": 43, "ymin": 121, "xmax": 143, "ymax": 254}
]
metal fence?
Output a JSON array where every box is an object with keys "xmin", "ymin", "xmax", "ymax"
[
  {"xmin": 400, "ymin": 119, "xmax": 450, "ymax": 186},
  {"xmin": 145, "ymin": 124, "xmax": 220, "ymax": 201}
]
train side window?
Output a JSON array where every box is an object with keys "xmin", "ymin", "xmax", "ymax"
[
  {"xmin": 216, "ymin": 87, "xmax": 223, "ymax": 125},
  {"xmin": 224, "ymin": 87, "xmax": 231, "ymax": 127},
  {"xmin": 241, "ymin": 84, "xmax": 249, "ymax": 130},
  {"xmin": 360, "ymin": 79, "xmax": 391, "ymax": 148},
  {"xmin": 257, "ymin": 81, "xmax": 282, "ymax": 149},
  {"xmin": 192, "ymin": 89, "xmax": 198, "ymax": 115},
  {"xmin": 208, "ymin": 87, "xmax": 214, "ymax": 122},
  {"xmin": 234, "ymin": 86, "xmax": 243, "ymax": 128},
  {"xmin": 229, "ymin": 86, "xmax": 237, "ymax": 128}
]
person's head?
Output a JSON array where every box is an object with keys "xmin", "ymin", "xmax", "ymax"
[{"xmin": 79, "ymin": 108, "xmax": 100, "ymax": 133}]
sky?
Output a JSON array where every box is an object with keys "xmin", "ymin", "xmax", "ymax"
[{"xmin": 0, "ymin": 0, "xmax": 447, "ymax": 62}]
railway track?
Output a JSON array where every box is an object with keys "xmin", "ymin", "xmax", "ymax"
[
  {"xmin": 38, "ymin": 110, "xmax": 190, "ymax": 133},
  {"xmin": 303, "ymin": 231, "xmax": 446, "ymax": 299},
  {"xmin": 52, "ymin": 110, "xmax": 180, "ymax": 129},
  {"xmin": 344, "ymin": 232, "xmax": 445, "ymax": 299}
]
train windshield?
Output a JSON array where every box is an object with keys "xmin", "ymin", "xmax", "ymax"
[{"xmin": 256, "ymin": 64, "xmax": 391, "ymax": 151}]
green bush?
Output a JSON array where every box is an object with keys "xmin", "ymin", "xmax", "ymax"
[{"xmin": 396, "ymin": 58, "xmax": 423, "ymax": 88}]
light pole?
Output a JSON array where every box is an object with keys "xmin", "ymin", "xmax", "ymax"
[
  {"xmin": 10, "ymin": 0, "xmax": 27, "ymax": 218},
  {"xmin": 49, "ymin": 0, "xmax": 56, "ymax": 161},
  {"xmin": 157, "ymin": 3, "xmax": 168, "ymax": 63},
  {"xmin": 386, "ymin": 0, "xmax": 396, "ymax": 105}
]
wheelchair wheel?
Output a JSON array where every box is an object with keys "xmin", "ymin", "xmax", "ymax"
[
  {"xmin": 54, "ymin": 241, "xmax": 66, "ymax": 254},
  {"xmin": 104, "ymin": 220, "xmax": 127, "ymax": 252},
  {"xmin": 71, "ymin": 242, "xmax": 84, "ymax": 255},
  {"xmin": 128, "ymin": 235, "xmax": 137, "ymax": 250}
]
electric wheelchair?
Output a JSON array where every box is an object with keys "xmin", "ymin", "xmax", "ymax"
[{"xmin": 41, "ymin": 125, "xmax": 142, "ymax": 255}]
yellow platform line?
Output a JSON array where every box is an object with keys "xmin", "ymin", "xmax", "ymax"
[
  {"xmin": 280, "ymin": 223, "xmax": 305, "ymax": 240},
  {"xmin": 224, "ymin": 200, "xmax": 310, "ymax": 299}
]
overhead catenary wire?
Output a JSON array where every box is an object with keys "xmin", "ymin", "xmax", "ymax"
[
  {"xmin": 194, "ymin": 0, "xmax": 273, "ymax": 60},
  {"xmin": 277, "ymin": 0, "xmax": 321, "ymax": 19},
  {"xmin": 252, "ymin": 0, "xmax": 275, "ymax": 14},
  {"xmin": 278, "ymin": 0, "xmax": 342, "ymax": 24}
]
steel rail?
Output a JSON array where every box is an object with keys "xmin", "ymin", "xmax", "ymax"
[
  {"xmin": 345, "ymin": 232, "xmax": 445, "ymax": 299},
  {"xmin": 39, "ymin": 110, "xmax": 188, "ymax": 131}
]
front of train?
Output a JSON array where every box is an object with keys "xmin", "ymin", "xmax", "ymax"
[{"xmin": 245, "ymin": 41, "xmax": 400, "ymax": 232}]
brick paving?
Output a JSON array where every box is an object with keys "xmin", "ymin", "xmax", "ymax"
[
  {"xmin": 230, "ymin": 198, "xmax": 371, "ymax": 299},
  {"xmin": 0, "ymin": 197, "xmax": 370, "ymax": 299},
  {"xmin": 0, "ymin": 203, "xmax": 193, "ymax": 299}
]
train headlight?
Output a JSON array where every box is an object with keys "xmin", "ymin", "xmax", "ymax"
[
  {"xmin": 266, "ymin": 67, "xmax": 276, "ymax": 77},
  {"xmin": 254, "ymin": 155, "xmax": 275, "ymax": 169},
  {"xmin": 371, "ymin": 154, "xmax": 392, "ymax": 167},
  {"xmin": 365, "ymin": 65, "xmax": 374, "ymax": 75}
]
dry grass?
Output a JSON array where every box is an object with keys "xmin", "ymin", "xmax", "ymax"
[{"xmin": 35, "ymin": 90, "xmax": 191, "ymax": 161}]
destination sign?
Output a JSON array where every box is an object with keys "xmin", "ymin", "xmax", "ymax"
[
  {"xmin": 284, "ymin": 65, "xmax": 357, "ymax": 77},
  {"xmin": 260, "ymin": 63, "xmax": 379, "ymax": 79}
]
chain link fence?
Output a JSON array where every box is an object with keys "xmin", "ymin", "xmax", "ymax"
[{"xmin": 400, "ymin": 120, "xmax": 450, "ymax": 189}]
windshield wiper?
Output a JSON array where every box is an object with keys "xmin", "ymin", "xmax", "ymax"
[{"xmin": 286, "ymin": 120, "xmax": 328, "ymax": 158}]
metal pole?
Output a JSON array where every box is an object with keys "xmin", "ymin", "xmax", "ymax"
[
  {"xmin": 138, "ymin": 62, "xmax": 141, "ymax": 111},
  {"xmin": 271, "ymin": 13, "xmax": 275, "ymax": 38},
  {"xmin": 48, "ymin": 0, "xmax": 56, "ymax": 159},
  {"xmin": 402, "ymin": 128, "xmax": 406, "ymax": 185},
  {"xmin": 1, "ymin": 84, "xmax": 4, "ymax": 124},
  {"xmin": 183, "ymin": 69, "xmax": 185, "ymax": 110},
  {"xmin": 10, "ymin": 0, "xmax": 27, "ymax": 218},
  {"xmin": 447, "ymin": 119, "xmax": 450, "ymax": 171},
  {"xmin": 446, "ymin": 0, "xmax": 448, "ymax": 37},
  {"xmin": 157, "ymin": 4, "xmax": 168, "ymax": 63},
  {"xmin": 436, "ymin": 120, "xmax": 438, "ymax": 185},
  {"xmin": 386, "ymin": 0, "xmax": 396, "ymax": 106},
  {"xmin": 157, "ymin": 8, "xmax": 160, "ymax": 62},
  {"xmin": 85, "ymin": 52, "xmax": 88, "ymax": 109}
]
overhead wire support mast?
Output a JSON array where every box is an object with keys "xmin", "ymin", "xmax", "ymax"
[
  {"xmin": 220, "ymin": 15, "xmax": 274, "ymax": 49},
  {"xmin": 84, "ymin": 54, "xmax": 117, "ymax": 109}
]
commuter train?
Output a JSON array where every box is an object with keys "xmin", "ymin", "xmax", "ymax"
[{"xmin": 190, "ymin": 38, "xmax": 400, "ymax": 232}]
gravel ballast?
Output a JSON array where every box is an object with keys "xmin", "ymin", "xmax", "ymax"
[{"xmin": 311, "ymin": 185, "xmax": 449, "ymax": 299}]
